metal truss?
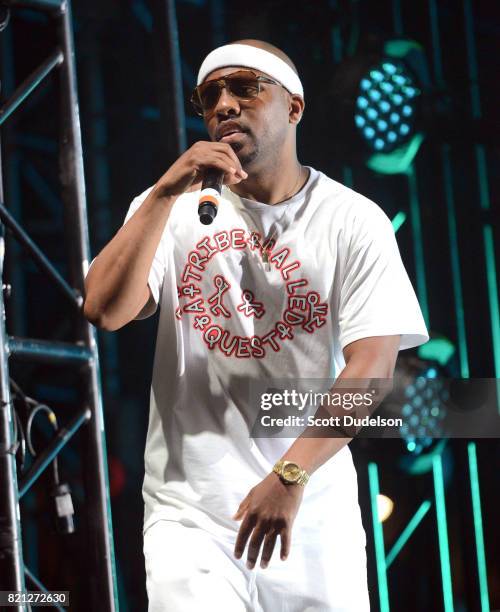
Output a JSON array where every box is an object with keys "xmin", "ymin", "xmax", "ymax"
[
  {"xmin": 369, "ymin": 442, "xmax": 490, "ymax": 612},
  {"xmin": 0, "ymin": 1, "xmax": 118, "ymax": 610}
]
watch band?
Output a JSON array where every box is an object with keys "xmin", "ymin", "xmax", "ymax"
[{"xmin": 272, "ymin": 459, "xmax": 310, "ymax": 487}]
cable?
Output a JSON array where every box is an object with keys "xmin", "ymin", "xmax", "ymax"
[
  {"xmin": 10, "ymin": 379, "xmax": 60, "ymax": 482},
  {"xmin": 0, "ymin": 8, "xmax": 10, "ymax": 33},
  {"xmin": 9, "ymin": 378, "xmax": 75, "ymax": 534},
  {"xmin": 26, "ymin": 403, "xmax": 60, "ymax": 484}
]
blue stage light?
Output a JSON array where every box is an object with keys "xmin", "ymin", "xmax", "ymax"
[
  {"xmin": 398, "ymin": 367, "xmax": 448, "ymax": 455},
  {"xmin": 382, "ymin": 62, "xmax": 397, "ymax": 75},
  {"xmin": 357, "ymin": 96, "xmax": 369, "ymax": 109},
  {"xmin": 370, "ymin": 69, "xmax": 384, "ymax": 82},
  {"xmin": 354, "ymin": 58, "xmax": 420, "ymax": 154}
]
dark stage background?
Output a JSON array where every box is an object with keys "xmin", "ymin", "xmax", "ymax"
[{"xmin": 0, "ymin": 0, "xmax": 498, "ymax": 610}]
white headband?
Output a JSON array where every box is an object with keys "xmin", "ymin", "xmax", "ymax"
[{"xmin": 197, "ymin": 43, "xmax": 304, "ymax": 99}]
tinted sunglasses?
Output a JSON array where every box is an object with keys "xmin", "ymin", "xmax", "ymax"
[{"xmin": 190, "ymin": 70, "xmax": 280, "ymax": 116}]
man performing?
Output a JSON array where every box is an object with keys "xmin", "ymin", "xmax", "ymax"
[{"xmin": 83, "ymin": 39, "xmax": 429, "ymax": 611}]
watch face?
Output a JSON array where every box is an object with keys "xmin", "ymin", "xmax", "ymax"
[{"xmin": 282, "ymin": 463, "xmax": 301, "ymax": 482}]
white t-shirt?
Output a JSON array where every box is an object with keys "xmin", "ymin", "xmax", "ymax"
[{"xmin": 120, "ymin": 166, "xmax": 429, "ymax": 542}]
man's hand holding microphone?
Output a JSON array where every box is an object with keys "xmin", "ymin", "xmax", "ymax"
[
  {"xmin": 155, "ymin": 140, "xmax": 247, "ymax": 197},
  {"xmin": 83, "ymin": 141, "xmax": 247, "ymax": 331}
]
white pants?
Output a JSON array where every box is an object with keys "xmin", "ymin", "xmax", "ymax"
[{"xmin": 144, "ymin": 519, "xmax": 370, "ymax": 612}]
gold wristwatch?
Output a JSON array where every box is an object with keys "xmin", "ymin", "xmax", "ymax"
[{"xmin": 272, "ymin": 460, "xmax": 310, "ymax": 487}]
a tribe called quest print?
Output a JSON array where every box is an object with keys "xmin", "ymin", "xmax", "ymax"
[{"xmin": 176, "ymin": 229, "xmax": 329, "ymax": 358}]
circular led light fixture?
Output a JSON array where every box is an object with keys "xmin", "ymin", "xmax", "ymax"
[
  {"xmin": 399, "ymin": 366, "xmax": 448, "ymax": 456},
  {"xmin": 327, "ymin": 38, "xmax": 431, "ymax": 174},
  {"xmin": 354, "ymin": 60, "xmax": 420, "ymax": 154}
]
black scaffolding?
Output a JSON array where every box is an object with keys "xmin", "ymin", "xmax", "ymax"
[{"xmin": 0, "ymin": 1, "xmax": 118, "ymax": 610}]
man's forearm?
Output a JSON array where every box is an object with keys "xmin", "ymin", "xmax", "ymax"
[
  {"xmin": 83, "ymin": 186, "xmax": 175, "ymax": 330},
  {"xmin": 279, "ymin": 351, "xmax": 394, "ymax": 476}
]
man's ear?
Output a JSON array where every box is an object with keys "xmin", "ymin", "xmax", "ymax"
[{"xmin": 289, "ymin": 94, "xmax": 305, "ymax": 125}]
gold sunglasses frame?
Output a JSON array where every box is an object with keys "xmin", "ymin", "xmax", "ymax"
[{"xmin": 190, "ymin": 70, "xmax": 280, "ymax": 116}]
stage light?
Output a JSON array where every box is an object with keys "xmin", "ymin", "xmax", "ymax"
[
  {"xmin": 377, "ymin": 494, "xmax": 394, "ymax": 522},
  {"xmin": 381, "ymin": 349, "xmax": 455, "ymax": 471},
  {"xmin": 399, "ymin": 366, "xmax": 448, "ymax": 456},
  {"xmin": 327, "ymin": 38, "xmax": 432, "ymax": 175},
  {"xmin": 354, "ymin": 60, "xmax": 420, "ymax": 154}
]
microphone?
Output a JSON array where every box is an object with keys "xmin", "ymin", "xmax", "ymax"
[{"xmin": 198, "ymin": 168, "xmax": 224, "ymax": 225}]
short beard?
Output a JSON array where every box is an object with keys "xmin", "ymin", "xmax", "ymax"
[{"xmin": 230, "ymin": 136, "xmax": 259, "ymax": 167}]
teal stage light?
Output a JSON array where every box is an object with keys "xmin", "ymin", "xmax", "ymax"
[
  {"xmin": 399, "ymin": 366, "xmax": 448, "ymax": 456},
  {"xmin": 354, "ymin": 60, "xmax": 420, "ymax": 154},
  {"xmin": 327, "ymin": 38, "xmax": 432, "ymax": 174},
  {"xmin": 381, "ymin": 348, "xmax": 456, "ymax": 473}
]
